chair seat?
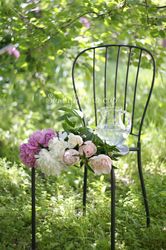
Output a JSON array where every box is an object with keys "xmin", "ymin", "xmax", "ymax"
[{"xmin": 129, "ymin": 147, "xmax": 139, "ymax": 151}]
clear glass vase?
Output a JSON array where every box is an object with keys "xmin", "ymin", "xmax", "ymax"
[{"xmin": 96, "ymin": 107, "xmax": 131, "ymax": 154}]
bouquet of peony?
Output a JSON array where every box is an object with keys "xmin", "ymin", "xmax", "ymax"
[{"xmin": 20, "ymin": 109, "xmax": 121, "ymax": 176}]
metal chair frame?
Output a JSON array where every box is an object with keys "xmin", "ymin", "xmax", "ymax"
[{"xmin": 71, "ymin": 44, "xmax": 155, "ymax": 249}]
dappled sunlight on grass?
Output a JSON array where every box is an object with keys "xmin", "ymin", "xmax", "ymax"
[{"xmin": 0, "ymin": 142, "xmax": 165, "ymax": 249}]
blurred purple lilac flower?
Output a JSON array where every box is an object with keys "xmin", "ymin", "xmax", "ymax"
[
  {"xmin": 6, "ymin": 45, "xmax": 20, "ymax": 58},
  {"xmin": 80, "ymin": 17, "xmax": 90, "ymax": 29}
]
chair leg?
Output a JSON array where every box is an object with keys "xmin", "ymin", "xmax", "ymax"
[
  {"xmin": 83, "ymin": 165, "xmax": 88, "ymax": 215},
  {"xmin": 111, "ymin": 167, "xmax": 115, "ymax": 250},
  {"xmin": 32, "ymin": 167, "xmax": 36, "ymax": 250},
  {"xmin": 137, "ymin": 144, "xmax": 150, "ymax": 227}
]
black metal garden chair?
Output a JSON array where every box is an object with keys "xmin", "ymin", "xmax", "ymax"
[{"xmin": 71, "ymin": 44, "xmax": 155, "ymax": 249}]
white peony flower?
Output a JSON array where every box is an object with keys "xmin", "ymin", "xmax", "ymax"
[
  {"xmin": 48, "ymin": 137, "xmax": 69, "ymax": 162},
  {"xmin": 36, "ymin": 149, "xmax": 66, "ymax": 176},
  {"xmin": 68, "ymin": 133, "xmax": 83, "ymax": 148},
  {"xmin": 58, "ymin": 131, "xmax": 68, "ymax": 140}
]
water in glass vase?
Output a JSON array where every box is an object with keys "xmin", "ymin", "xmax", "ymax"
[{"xmin": 96, "ymin": 127, "xmax": 129, "ymax": 146}]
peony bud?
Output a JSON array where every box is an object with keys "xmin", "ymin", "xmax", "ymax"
[
  {"xmin": 63, "ymin": 149, "xmax": 80, "ymax": 166},
  {"xmin": 89, "ymin": 154, "xmax": 112, "ymax": 175},
  {"xmin": 79, "ymin": 140, "xmax": 97, "ymax": 158}
]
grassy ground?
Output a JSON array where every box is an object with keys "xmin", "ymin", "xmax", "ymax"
[{"xmin": 0, "ymin": 122, "xmax": 165, "ymax": 249}]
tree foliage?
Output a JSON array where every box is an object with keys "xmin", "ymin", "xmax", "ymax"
[
  {"xmin": 0, "ymin": 0, "xmax": 165, "ymax": 73},
  {"xmin": 0, "ymin": 0, "xmax": 165, "ymax": 160}
]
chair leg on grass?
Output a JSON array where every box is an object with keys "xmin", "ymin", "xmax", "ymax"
[
  {"xmin": 137, "ymin": 144, "xmax": 150, "ymax": 227},
  {"xmin": 111, "ymin": 167, "xmax": 115, "ymax": 250},
  {"xmin": 83, "ymin": 165, "xmax": 88, "ymax": 215},
  {"xmin": 32, "ymin": 167, "xmax": 36, "ymax": 250}
]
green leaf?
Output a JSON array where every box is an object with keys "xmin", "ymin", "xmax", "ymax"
[
  {"xmin": 80, "ymin": 160, "xmax": 84, "ymax": 167},
  {"xmin": 86, "ymin": 164, "xmax": 94, "ymax": 173},
  {"xmin": 112, "ymin": 165, "xmax": 118, "ymax": 169}
]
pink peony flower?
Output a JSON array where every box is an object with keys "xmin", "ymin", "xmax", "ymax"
[
  {"xmin": 20, "ymin": 143, "xmax": 40, "ymax": 167},
  {"xmin": 6, "ymin": 45, "xmax": 20, "ymax": 59},
  {"xmin": 79, "ymin": 140, "xmax": 97, "ymax": 158},
  {"xmin": 80, "ymin": 17, "xmax": 90, "ymax": 29},
  {"xmin": 29, "ymin": 129, "xmax": 57, "ymax": 148},
  {"xmin": 89, "ymin": 154, "xmax": 112, "ymax": 175},
  {"xmin": 20, "ymin": 129, "xmax": 57, "ymax": 167},
  {"xmin": 28, "ymin": 131, "xmax": 42, "ymax": 148},
  {"xmin": 63, "ymin": 149, "xmax": 80, "ymax": 166},
  {"xmin": 40, "ymin": 129, "xmax": 57, "ymax": 147}
]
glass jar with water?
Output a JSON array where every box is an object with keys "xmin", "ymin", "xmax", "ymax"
[{"xmin": 96, "ymin": 107, "xmax": 131, "ymax": 154}]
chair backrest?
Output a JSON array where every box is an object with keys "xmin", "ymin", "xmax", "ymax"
[{"xmin": 72, "ymin": 44, "xmax": 155, "ymax": 139}]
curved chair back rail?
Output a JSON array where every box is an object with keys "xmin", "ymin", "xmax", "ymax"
[{"xmin": 72, "ymin": 44, "xmax": 155, "ymax": 140}]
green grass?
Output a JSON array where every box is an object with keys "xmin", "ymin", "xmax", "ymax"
[{"xmin": 0, "ymin": 129, "xmax": 165, "ymax": 250}]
